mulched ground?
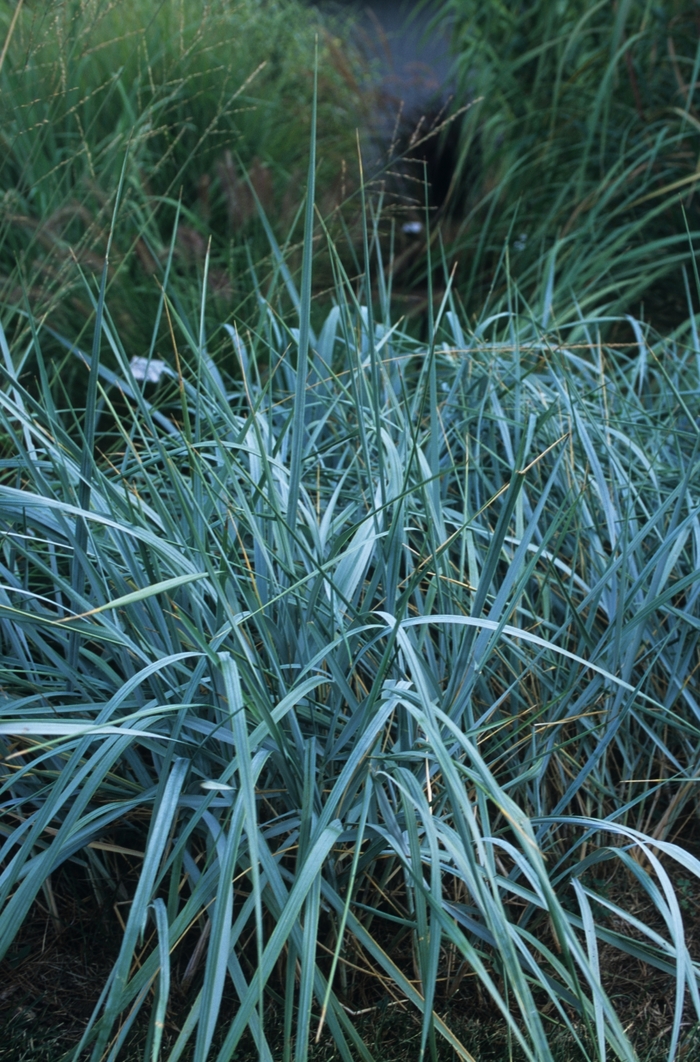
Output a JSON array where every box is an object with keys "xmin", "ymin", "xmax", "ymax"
[{"xmin": 3, "ymin": 859, "xmax": 700, "ymax": 1061}]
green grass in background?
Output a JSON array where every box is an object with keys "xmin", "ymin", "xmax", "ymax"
[
  {"xmin": 5, "ymin": 0, "xmax": 700, "ymax": 369},
  {"xmin": 415, "ymin": 0, "xmax": 700, "ymax": 328},
  {"xmin": 0, "ymin": 0, "xmax": 372, "ymax": 371}
]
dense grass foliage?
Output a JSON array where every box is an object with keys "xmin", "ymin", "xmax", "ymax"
[
  {"xmin": 1, "ymin": 195, "xmax": 700, "ymax": 1061},
  {"xmin": 421, "ymin": 0, "xmax": 700, "ymax": 324},
  {"xmin": 0, "ymin": 0, "xmax": 370, "ymax": 357},
  {"xmin": 3, "ymin": 2, "xmax": 700, "ymax": 1060},
  {"xmin": 8, "ymin": 0, "xmax": 700, "ymax": 371}
]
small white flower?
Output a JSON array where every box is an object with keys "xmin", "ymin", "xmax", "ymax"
[{"xmin": 130, "ymin": 356, "xmax": 167, "ymax": 383}]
